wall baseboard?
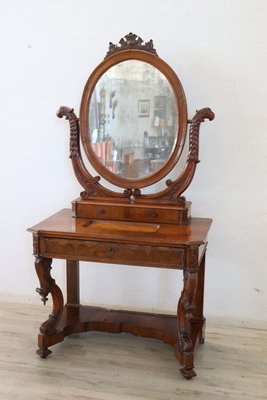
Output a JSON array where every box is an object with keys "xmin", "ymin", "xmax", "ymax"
[{"xmin": 0, "ymin": 292, "xmax": 41, "ymax": 305}]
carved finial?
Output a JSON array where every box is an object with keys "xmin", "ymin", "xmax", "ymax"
[
  {"xmin": 57, "ymin": 106, "xmax": 76, "ymax": 121},
  {"xmin": 57, "ymin": 106, "xmax": 80, "ymax": 159},
  {"xmin": 105, "ymin": 33, "xmax": 158, "ymax": 59},
  {"xmin": 187, "ymin": 107, "xmax": 215, "ymax": 163}
]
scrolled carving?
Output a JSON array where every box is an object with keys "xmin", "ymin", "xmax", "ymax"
[
  {"xmin": 133, "ymin": 188, "xmax": 141, "ymax": 198},
  {"xmin": 184, "ymin": 299, "xmax": 195, "ymax": 319},
  {"xmin": 35, "ymin": 257, "xmax": 53, "ymax": 305},
  {"xmin": 128, "ymin": 107, "xmax": 214, "ymax": 203},
  {"xmin": 105, "ymin": 32, "xmax": 158, "ymax": 59},
  {"xmin": 187, "ymin": 107, "xmax": 215, "ymax": 163},
  {"xmin": 76, "ymin": 173, "xmax": 101, "ymax": 199},
  {"xmin": 177, "ymin": 262, "xmax": 198, "ymax": 354},
  {"xmin": 57, "ymin": 106, "xmax": 80, "ymax": 159},
  {"xmin": 58, "ymin": 106, "xmax": 131, "ymax": 200},
  {"xmin": 166, "ymin": 107, "xmax": 215, "ymax": 196},
  {"xmin": 124, "ymin": 188, "xmax": 133, "ymax": 198},
  {"xmin": 35, "ymin": 257, "xmax": 64, "ymax": 335},
  {"xmin": 178, "ymin": 327, "xmax": 193, "ymax": 353}
]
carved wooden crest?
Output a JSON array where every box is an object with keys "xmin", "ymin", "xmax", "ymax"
[{"xmin": 105, "ymin": 32, "xmax": 158, "ymax": 59}]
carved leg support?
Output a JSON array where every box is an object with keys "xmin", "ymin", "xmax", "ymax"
[
  {"xmin": 176, "ymin": 246, "xmax": 199, "ymax": 379},
  {"xmin": 35, "ymin": 257, "xmax": 64, "ymax": 357}
]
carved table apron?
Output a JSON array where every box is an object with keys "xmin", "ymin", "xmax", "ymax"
[{"xmin": 28, "ymin": 208, "xmax": 212, "ymax": 379}]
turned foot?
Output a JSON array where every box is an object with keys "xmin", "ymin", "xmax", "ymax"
[
  {"xmin": 36, "ymin": 347, "xmax": 52, "ymax": 358},
  {"xmin": 180, "ymin": 367, "xmax": 197, "ymax": 379}
]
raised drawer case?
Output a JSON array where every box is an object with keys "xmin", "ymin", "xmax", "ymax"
[{"xmin": 73, "ymin": 199, "xmax": 191, "ymax": 225}]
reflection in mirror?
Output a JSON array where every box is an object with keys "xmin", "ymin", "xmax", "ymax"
[{"xmin": 89, "ymin": 60, "xmax": 178, "ymax": 180}]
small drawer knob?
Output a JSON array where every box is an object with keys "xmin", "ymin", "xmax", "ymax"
[
  {"xmin": 98, "ymin": 208, "xmax": 105, "ymax": 215},
  {"xmin": 150, "ymin": 211, "xmax": 158, "ymax": 218}
]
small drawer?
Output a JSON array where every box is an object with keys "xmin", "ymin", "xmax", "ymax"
[
  {"xmin": 126, "ymin": 207, "xmax": 182, "ymax": 224},
  {"xmin": 43, "ymin": 238, "xmax": 185, "ymax": 269},
  {"xmin": 76, "ymin": 204, "xmax": 125, "ymax": 220}
]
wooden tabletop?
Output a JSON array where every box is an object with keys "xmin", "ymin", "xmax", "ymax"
[{"xmin": 28, "ymin": 209, "xmax": 212, "ymax": 247}]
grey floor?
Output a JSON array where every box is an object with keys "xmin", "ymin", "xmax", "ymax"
[{"xmin": 0, "ymin": 302, "xmax": 266, "ymax": 400}]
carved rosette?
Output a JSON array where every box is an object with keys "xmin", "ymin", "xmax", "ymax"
[{"xmin": 105, "ymin": 33, "xmax": 158, "ymax": 59}]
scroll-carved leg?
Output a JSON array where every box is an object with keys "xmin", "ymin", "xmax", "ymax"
[
  {"xmin": 35, "ymin": 257, "xmax": 64, "ymax": 357},
  {"xmin": 176, "ymin": 245, "xmax": 199, "ymax": 379}
]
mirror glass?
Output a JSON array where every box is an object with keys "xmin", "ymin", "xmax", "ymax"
[{"xmin": 88, "ymin": 60, "xmax": 179, "ymax": 180}]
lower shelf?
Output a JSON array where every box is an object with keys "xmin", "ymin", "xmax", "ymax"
[
  {"xmin": 37, "ymin": 304, "xmax": 204, "ymax": 379},
  {"xmin": 59, "ymin": 305, "xmax": 177, "ymax": 345}
]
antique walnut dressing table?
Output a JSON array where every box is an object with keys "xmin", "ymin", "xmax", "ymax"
[{"xmin": 28, "ymin": 33, "xmax": 214, "ymax": 379}]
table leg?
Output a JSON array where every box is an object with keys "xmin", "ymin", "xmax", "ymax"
[
  {"xmin": 176, "ymin": 245, "xmax": 199, "ymax": 379},
  {"xmin": 35, "ymin": 256, "xmax": 64, "ymax": 358},
  {"xmin": 177, "ymin": 269, "xmax": 198, "ymax": 378},
  {"xmin": 66, "ymin": 260, "xmax": 80, "ymax": 306}
]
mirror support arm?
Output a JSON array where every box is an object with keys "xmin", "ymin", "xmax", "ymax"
[
  {"xmin": 133, "ymin": 108, "xmax": 214, "ymax": 202},
  {"xmin": 165, "ymin": 107, "xmax": 215, "ymax": 200},
  {"xmin": 57, "ymin": 106, "xmax": 132, "ymax": 199},
  {"xmin": 57, "ymin": 105, "xmax": 214, "ymax": 205}
]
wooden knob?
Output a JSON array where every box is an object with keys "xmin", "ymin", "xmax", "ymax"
[
  {"xmin": 150, "ymin": 211, "xmax": 158, "ymax": 218},
  {"xmin": 98, "ymin": 208, "xmax": 105, "ymax": 214}
]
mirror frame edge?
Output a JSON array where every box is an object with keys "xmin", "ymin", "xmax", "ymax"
[{"xmin": 79, "ymin": 49, "xmax": 188, "ymax": 189}]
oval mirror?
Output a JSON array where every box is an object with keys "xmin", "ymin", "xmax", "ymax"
[{"xmin": 80, "ymin": 50, "xmax": 187, "ymax": 189}]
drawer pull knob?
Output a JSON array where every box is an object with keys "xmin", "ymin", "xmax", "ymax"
[
  {"xmin": 109, "ymin": 248, "xmax": 114, "ymax": 255},
  {"xmin": 98, "ymin": 208, "xmax": 105, "ymax": 214},
  {"xmin": 150, "ymin": 211, "xmax": 158, "ymax": 218}
]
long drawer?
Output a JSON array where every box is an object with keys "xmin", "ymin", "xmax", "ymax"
[{"xmin": 42, "ymin": 237, "xmax": 185, "ymax": 269}]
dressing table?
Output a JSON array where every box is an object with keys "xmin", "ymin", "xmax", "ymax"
[{"xmin": 28, "ymin": 33, "xmax": 214, "ymax": 379}]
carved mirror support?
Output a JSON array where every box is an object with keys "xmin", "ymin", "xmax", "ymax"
[{"xmin": 58, "ymin": 33, "xmax": 214, "ymax": 224}]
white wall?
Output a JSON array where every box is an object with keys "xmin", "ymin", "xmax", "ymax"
[{"xmin": 0, "ymin": 0, "xmax": 266, "ymax": 320}]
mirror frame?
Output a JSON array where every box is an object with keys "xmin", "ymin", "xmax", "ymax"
[{"xmin": 79, "ymin": 49, "xmax": 188, "ymax": 189}]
